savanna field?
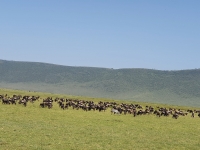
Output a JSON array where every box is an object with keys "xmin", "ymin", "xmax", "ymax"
[{"xmin": 0, "ymin": 88, "xmax": 200, "ymax": 150}]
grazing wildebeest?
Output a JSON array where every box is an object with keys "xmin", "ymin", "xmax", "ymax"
[
  {"xmin": 137, "ymin": 110, "xmax": 144, "ymax": 115},
  {"xmin": 18, "ymin": 99, "xmax": 27, "ymax": 107},
  {"xmin": 98, "ymin": 105, "xmax": 106, "ymax": 112},
  {"xmin": 2, "ymin": 98, "xmax": 10, "ymax": 104},
  {"xmin": 132, "ymin": 109, "xmax": 137, "ymax": 117},
  {"xmin": 0, "ymin": 94, "xmax": 4, "ymax": 99},
  {"xmin": 191, "ymin": 111, "xmax": 195, "ymax": 118},
  {"xmin": 172, "ymin": 113, "xmax": 179, "ymax": 119},
  {"xmin": 2, "ymin": 93, "xmax": 199, "ymax": 121},
  {"xmin": 154, "ymin": 110, "xmax": 161, "ymax": 117},
  {"xmin": 10, "ymin": 98, "xmax": 16, "ymax": 105},
  {"xmin": 40, "ymin": 102, "xmax": 53, "ymax": 109}
]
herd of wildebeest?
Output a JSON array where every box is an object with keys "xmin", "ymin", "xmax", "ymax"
[{"xmin": 1, "ymin": 93, "xmax": 200, "ymax": 119}]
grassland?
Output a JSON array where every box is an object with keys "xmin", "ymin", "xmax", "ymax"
[
  {"xmin": 0, "ymin": 88, "xmax": 200, "ymax": 150},
  {"xmin": 1, "ymin": 59, "xmax": 200, "ymax": 107}
]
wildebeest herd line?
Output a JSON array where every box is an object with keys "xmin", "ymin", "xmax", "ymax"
[{"xmin": 1, "ymin": 94, "xmax": 200, "ymax": 119}]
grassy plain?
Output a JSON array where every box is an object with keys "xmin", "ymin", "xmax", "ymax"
[
  {"xmin": 0, "ymin": 88, "xmax": 200, "ymax": 150},
  {"xmin": 1, "ymin": 59, "xmax": 200, "ymax": 107}
]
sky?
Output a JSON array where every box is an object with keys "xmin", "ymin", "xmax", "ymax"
[{"xmin": 0, "ymin": 0, "xmax": 200, "ymax": 70}]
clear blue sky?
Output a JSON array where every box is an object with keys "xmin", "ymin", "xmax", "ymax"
[{"xmin": 0, "ymin": 0, "xmax": 199, "ymax": 70}]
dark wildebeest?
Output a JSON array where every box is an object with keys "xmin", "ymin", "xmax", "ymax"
[
  {"xmin": 40, "ymin": 102, "xmax": 53, "ymax": 109},
  {"xmin": 172, "ymin": 113, "xmax": 179, "ymax": 119},
  {"xmin": 18, "ymin": 99, "xmax": 27, "ymax": 107},
  {"xmin": 191, "ymin": 111, "xmax": 195, "ymax": 118},
  {"xmin": 154, "ymin": 110, "xmax": 161, "ymax": 117},
  {"xmin": 132, "ymin": 109, "xmax": 137, "ymax": 117},
  {"xmin": 2, "ymin": 98, "xmax": 10, "ymax": 104},
  {"xmin": 0, "ymin": 94, "xmax": 4, "ymax": 100}
]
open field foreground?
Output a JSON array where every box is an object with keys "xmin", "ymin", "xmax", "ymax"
[{"xmin": 0, "ymin": 88, "xmax": 200, "ymax": 150}]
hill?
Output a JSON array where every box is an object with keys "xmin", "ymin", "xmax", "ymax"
[{"xmin": 0, "ymin": 59, "xmax": 200, "ymax": 107}]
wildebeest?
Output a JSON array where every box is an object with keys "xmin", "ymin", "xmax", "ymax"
[
  {"xmin": 172, "ymin": 113, "xmax": 179, "ymax": 119},
  {"xmin": 2, "ymin": 98, "xmax": 10, "ymax": 104},
  {"xmin": 1, "ymin": 93, "xmax": 199, "ymax": 121},
  {"xmin": 132, "ymin": 109, "xmax": 137, "ymax": 117},
  {"xmin": 154, "ymin": 110, "xmax": 161, "ymax": 117},
  {"xmin": 191, "ymin": 111, "xmax": 195, "ymax": 118},
  {"xmin": 18, "ymin": 99, "xmax": 27, "ymax": 107},
  {"xmin": 40, "ymin": 102, "xmax": 53, "ymax": 109},
  {"xmin": 0, "ymin": 94, "xmax": 4, "ymax": 100}
]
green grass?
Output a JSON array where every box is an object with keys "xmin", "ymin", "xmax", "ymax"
[
  {"xmin": 0, "ymin": 88, "xmax": 200, "ymax": 150},
  {"xmin": 1, "ymin": 59, "xmax": 200, "ymax": 107}
]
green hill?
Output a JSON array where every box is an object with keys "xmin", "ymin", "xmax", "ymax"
[{"xmin": 0, "ymin": 59, "xmax": 200, "ymax": 107}]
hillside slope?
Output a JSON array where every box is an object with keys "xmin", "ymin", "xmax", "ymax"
[{"xmin": 0, "ymin": 59, "xmax": 200, "ymax": 106}]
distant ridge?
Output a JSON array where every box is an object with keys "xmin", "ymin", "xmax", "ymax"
[{"xmin": 0, "ymin": 59, "xmax": 200, "ymax": 107}]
